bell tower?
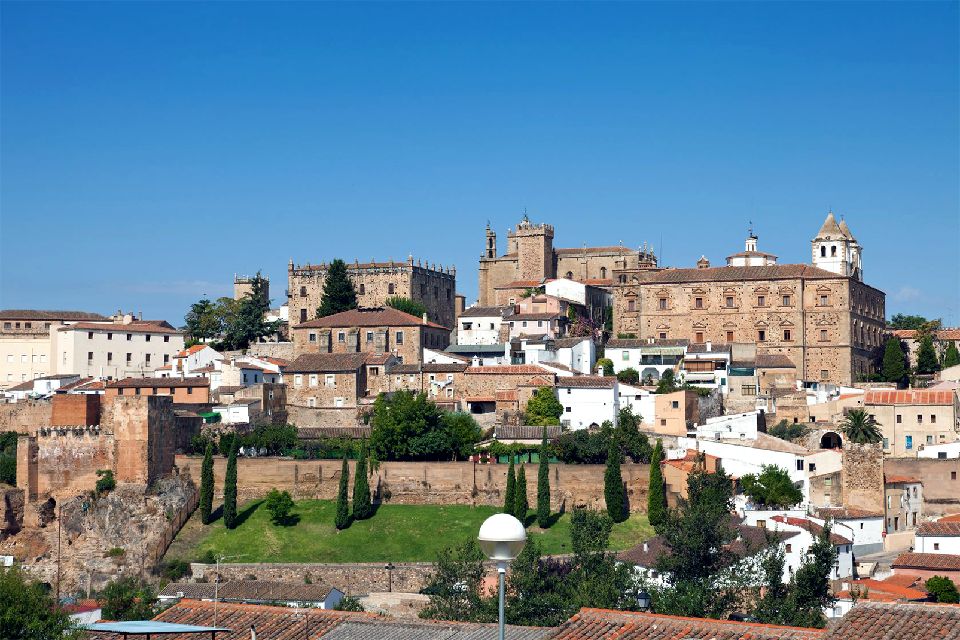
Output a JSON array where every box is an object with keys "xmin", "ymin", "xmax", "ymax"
[
  {"xmin": 812, "ymin": 211, "xmax": 861, "ymax": 280},
  {"xmin": 484, "ymin": 222, "xmax": 497, "ymax": 259}
]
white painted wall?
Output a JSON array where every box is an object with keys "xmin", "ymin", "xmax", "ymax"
[
  {"xmin": 558, "ymin": 384, "xmax": 618, "ymax": 430},
  {"xmin": 915, "ymin": 534, "xmax": 960, "ymax": 554},
  {"xmin": 696, "ymin": 412, "xmax": 759, "ymax": 441},
  {"xmin": 457, "ymin": 314, "xmax": 502, "ymax": 345},
  {"xmin": 919, "ymin": 442, "xmax": 960, "ymax": 459},
  {"xmin": 618, "ymin": 384, "xmax": 655, "ymax": 424}
]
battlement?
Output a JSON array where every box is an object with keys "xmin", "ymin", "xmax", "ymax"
[
  {"xmin": 289, "ymin": 256, "xmax": 456, "ymax": 278},
  {"xmin": 511, "ymin": 219, "xmax": 555, "ymax": 237},
  {"xmin": 36, "ymin": 425, "xmax": 103, "ymax": 437}
]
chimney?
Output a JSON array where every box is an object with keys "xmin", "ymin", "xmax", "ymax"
[
  {"xmin": 250, "ymin": 625, "xmax": 257, "ymax": 640},
  {"xmin": 642, "ymin": 542, "xmax": 648, "ymax": 553},
  {"xmin": 706, "ymin": 341, "xmax": 712, "ymax": 352},
  {"xmin": 422, "ymin": 313, "xmax": 428, "ymax": 325}
]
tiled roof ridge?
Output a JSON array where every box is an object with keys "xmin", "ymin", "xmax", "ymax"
[
  {"xmin": 573, "ymin": 607, "xmax": 827, "ymax": 634},
  {"xmin": 173, "ymin": 598, "xmax": 377, "ymax": 617}
]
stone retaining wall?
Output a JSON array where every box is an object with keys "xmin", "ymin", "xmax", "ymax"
[{"xmin": 191, "ymin": 561, "xmax": 436, "ymax": 595}]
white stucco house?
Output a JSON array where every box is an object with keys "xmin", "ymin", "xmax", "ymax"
[
  {"xmin": 815, "ymin": 507, "xmax": 885, "ymax": 555},
  {"xmin": 695, "ymin": 411, "xmax": 760, "ymax": 441},
  {"xmin": 456, "ymin": 306, "xmax": 510, "ymax": 345},
  {"xmin": 605, "ymin": 338, "xmax": 686, "ymax": 383},
  {"xmin": 556, "ymin": 376, "xmax": 618, "ymax": 429},
  {"xmin": 914, "ymin": 521, "xmax": 960, "ymax": 554}
]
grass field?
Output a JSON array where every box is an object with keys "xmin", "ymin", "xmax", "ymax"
[{"xmin": 165, "ymin": 499, "xmax": 653, "ymax": 564}]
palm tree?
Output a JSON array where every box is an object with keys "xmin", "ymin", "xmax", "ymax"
[{"xmin": 840, "ymin": 408, "xmax": 883, "ymax": 444}]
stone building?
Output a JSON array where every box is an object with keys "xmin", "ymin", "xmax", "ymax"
[
  {"xmin": 291, "ymin": 307, "xmax": 450, "ymax": 364},
  {"xmin": 288, "ymin": 257, "xmax": 456, "ymax": 329},
  {"xmin": 865, "ymin": 389, "xmax": 960, "ymax": 457},
  {"xmin": 233, "ymin": 274, "xmax": 269, "ymax": 304},
  {"xmin": 286, "ymin": 353, "xmax": 368, "ymax": 428},
  {"xmin": 477, "ymin": 215, "xmax": 657, "ymax": 306},
  {"xmin": 104, "ymin": 377, "xmax": 211, "ymax": 404},
  {"xmin": 611, "ymin": 213, "xmax": 886, "ymax": 385}
]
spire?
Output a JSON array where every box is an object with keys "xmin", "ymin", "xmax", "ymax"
[
  {"xmin": 816, "ymin": 210, "xmax": 843, "ymax": 239},
  {"xmin": 838, "ymin": 216, "xmax": 856, "ymax": 241}
]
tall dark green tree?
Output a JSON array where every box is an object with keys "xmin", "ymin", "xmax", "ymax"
[
  {"xmin": 222, "ymin": 443, "xmax": 238, "ymax": 529},
  {"xmin": 647, "ymin": 439, "xmax": 667, "ymax": 531},
  {"xmin": 603, "ymin": 438, "xmax": 626, "ymax": 523},
  {"xmin": 184, "ymin": 298, "xmax": 221, "ymax": 342},
  {"xmin": 419, "ymin": 541, "xmax": 490, "ymax": 622},
  {"xmin": 777, "ymin": 526, "xmax": 837, "ymax": 628},
  {"xmin": 536, "ymin": 427, "xmax": 551, "ymax": 528},
  {"xmin": 944, "ymin": 342, "xmax": 960, "ymax": 369},
  {"xmin": 317, "ymin": 259, "xmax": 358, "ymax": 318},
  {"xmin": 881, "ymin": 337, "xmax": 908, "ymax": 384},
  {"xmin": 504, "ymin": 459, "xmax": 516, "ymax": 515},
  {"xmin": 916, "ymin": 333, "xmax": 940, "ymax": 374},
  {"xmin": 199, "ymin": 443, "xmax": 214, "ymax": 525},
  {"xmin": 223, "ymin": 273, "xmax": 275, "ymax": 349},
  {"xmin": 352, "ymin": 443, "xmax": 372, "ymax": 520},
  {"xmin": 335, "ymin": 453, "xmax": 351, "ymax": 529},
  {"xmin": 514, "ymin": 464, "xmax": 529, "ymax": 523}
]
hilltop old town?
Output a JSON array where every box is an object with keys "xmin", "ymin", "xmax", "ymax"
[{"xmin": 2, "ymin": 210, "xmax": 960, "ymax": 640}]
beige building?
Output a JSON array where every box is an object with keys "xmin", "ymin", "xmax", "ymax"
[
  {"xmin": 54, "ymin": 316, "xmax": 185, "ymax": 380},
  {"xmin": 288, "ymin": 256, "xmax": 456, "ymax": 329},
  {"xmin": 478, "ymin": 215, "xmax": 658, "ymax": 306},
  {"xmin": 0, "ymin": 310, "xmax": 109, "ymax": 388},
  {"xmin": 612, "ymin": 214, "xmax": 886, "ymax": 385},
  {"xmin": 291, "ymin": 307, "xmax": 450, "ymax": 364},
  {"xmin": 286, "ymin": 353, "xmax": 368, "ymax": 428},
  {"xmin": 866, "ymin": 390, "xmax": 960, "ymax": 457}
]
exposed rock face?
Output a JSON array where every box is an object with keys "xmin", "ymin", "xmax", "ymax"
[
  {"xmin": 0, "ymin": 474, "xmax": 197, "ymax": 596},
  {"xmin": 0, "ymin": 485, "xmax": 24, "ymax": 539}
]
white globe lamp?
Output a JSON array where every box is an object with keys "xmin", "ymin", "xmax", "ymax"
[{"xmin": 479, "ymin": 513, "xmax": 526, "ymax": 640}]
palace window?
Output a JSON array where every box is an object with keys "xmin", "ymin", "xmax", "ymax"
[
  {"xmin": 758, "ymin": 330, "xmax": 766, "ymax": 342},
  {"xmin": 695, "ymin": 332, "xmax": 704, "ymax": 344},
  {"xmin": 782, "ymin": 295, "xmax": 791, "ymax": 306},
  {"xmin": 659, "ymin": 298, "xmax": 668, "ymax": 310},
  {"xmin": 388, "ymin": 283, "xmax": 395, "ymax": 295},
  {"xmin": 309, "ymin": 332, "xmax": 317, "ymax": 343},
  {"xmin": 726, "ymin": 330, "xmax": 734, "ymax": 342},
  {"xmin": 325, "ymin": 374, "xmax": 336, "ymax": 387},
  {"xmin": 819, "ymin": 295, "xmax": 828, "ymax": 306},
  {"xmin": 396, "ymin": 331, "xmax": 404, "ymax": 345},
  {"xmin": 695, "ymin": 297, "xmax": 703, "ymax": 309},
  {"xmin": 820, "ymin": 329, "xmax": 828, "ymax": 341},
  {"xmin": 600, "ymin": 267, "xmax": 607, "ymax": 278},
  {"xmin": 300, "ymin": 309, "xmax": 307, "ymax": 323},
  {"xmin": 725, "ymin": 296, "xmax": 735, "ymax": 308},
  {"xmin": 659, "ymin": 332, "xmax": 667, "ymax": 339},
  {"xmin": 628, "ymin": 300, "xmax": 636, "ymax": 312},
  {"xmin": 784, "ymin": 329, "xmax": 792, "ymax": 341},
  {"xmin": 300, "ymin": 286, "xmax": 307, "ymax": 297},
  {"xmin": 359, "ymin": 284, "xmax": 365, "ymax": 295},
  {"xmin": 757, "ymin": 295, "xmax": 765, "ymax": 306},
  {"xmin": 338, "ymin": 332, "xmax": 345, "ymax": 343},
  {"xmin": 366, "ymin": 331, "xmax": 374, "ymax": 343}
]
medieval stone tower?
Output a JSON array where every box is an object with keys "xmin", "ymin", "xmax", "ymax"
[
  {"xmin": 812, "ymin": 212, "xmax": 862, "ymax": 281},
  {"xmin": 514, "ymin": 216, "xmax": 555, "ymax": 281}
]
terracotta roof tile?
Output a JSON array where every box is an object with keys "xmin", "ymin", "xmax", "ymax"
[
  {"xmin": 216, "ymin": 581, "xmax": 338, "ymax": 603},
  {"xmin": 556, "ymin": 376, "xmax": 616, "ymax": 389},
  {"xmin": 643, "ymin": 264, "xmax": 844, "ymax": 284},
  {"xmin": 287, "ymin": 353, "xmax": 368, "ymax": 373},
  {"xmin": 885, "ymin": 475, "xmax": 921, "ymax": 485},
  {"xmin": 917, "ymin": 521, "xmax": 960, "ymax": 536},
  {"xmin": 459, "ymin": 306, "xmax": 511, "ymax": 318},
  {"xmin": 465, "ymin": 365, "xmax": 553, "ymax": 375},
  {"xmin": 825, "ymin": 601, "xmax": 960, "ymax": 639},
  {"xmin": 494, "ymin": 425, "xmax": 562, "ymax": 440},
  {"xmin": 0, "ymin": 309, "xmax": 107, "ymax": 321},
  {"xmin": 865, "ymin": 390, "xmax": 956, "ymax": 405},
  {"xmin": 892, "ymin": 552, "xmax": 960, "ymax": 571},
  {"xmin": 814, "ymin": 507, "xmax": 883, "ymax": 519},
  {"xmin": 770, "ymin": 515, "xmax": 852, "ymax": 545},
  {"xmin": 58, "ymin": 321, "xmax": 181, "ymax": 334},
  {"xmin": 106, "ymin": 377, "xmax": 209, "ymax": 389},
  {"xmin": 296, "ymin": 307, "xmax": 448, "ymax": 330}
]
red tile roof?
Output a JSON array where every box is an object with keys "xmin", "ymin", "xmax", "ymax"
[
  {"xmin": 106, "ymin": 377, "xmax": 209, "ymax": 389},
  {"xmin": 893, "ymin": 552, "xmax": 960, "ymax": 571},
  {"xmin": 465, "ymin": 365, "xmax": 553, "ymax": 375},
  {"xmin": 865, "ymin": 389, "xmax": 956, "ymax": 405},
  {"xmin": 836, "ymin": 577, "xmax": 927, "ymax": 602},
  {"xmin": 287, "ymin": 353, "xmax": 368, "ymax": 373},
  {"xmin": 916, "ymin": 521, "xmax": 960, "ymax": 537},
  {"xmin": 552, "ymin": 607, "xmax": 824, "ymax": 640},
  {"xmin": 465, "ymin": 396, "xmax": 498, "ymax": 403},
  {"xmin": 826, "ymin": 601, "xmax": 960, "ymax": 639},
  {"xmin": 890, "ymin": 328, "xmax": 960, "ymax": 341},
  {"xmin": 175, "ymin": 344, "xmax": 210, "ymax": 357},
  {"xmin": 494, "ymin": 280, "xmax": 545, "ymax": 289},
  {"xmin": 814, "ymin": 506, "xmax": 883, "ymax": 519},
  {"xmin": 885, "ymin": 475, "xmax": 921, "ymax": 485},
  {"xmin": 0, "ymin": 309, "xmax": 107, "ymax": 321},
  {"xmin": 557, "ymin": 376, "xmax": 616, "ymax": 389},
  {"xmin": 296, "ymin": 307, "xmax": 448, "ymax": 330},
  {"xmin": 770, "ymin": 515, "xmax": 852, "ymax": 545},
  {"xmin": 58, "ymin": 321, "xmax": 181, "ymax": 334}
]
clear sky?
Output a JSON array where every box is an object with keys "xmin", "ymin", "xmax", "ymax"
[{"xmin": 2, "ymin": 1, "xmax": 957, "ymax": 325}]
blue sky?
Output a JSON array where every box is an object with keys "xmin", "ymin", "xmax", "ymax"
[{"xmin": 2, "ymin": 2, "xmax": 957, "ymax": 325}]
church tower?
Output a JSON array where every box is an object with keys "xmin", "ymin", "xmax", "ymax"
[
  {"xmin": 484, "ymin": 223, "xmax": 497, "ymax": 259},
  {"xmin": 812, "ymin": 211, "xmax": 862, "ymax": 280}
]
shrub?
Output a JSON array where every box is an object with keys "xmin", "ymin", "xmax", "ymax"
[
  {"xmin": 264, "ymin": 488, "xmax": 295, "ymax": 525},
  {"xmin": 95, "ymin": 469, "xmax": 116, "ymax": 496},
  {"xmin": 616, "ymin": 368, "xmax": 640, "ymax": 385},
  {"xmin": 106, "ymin": 547, "xmax": 126, "ymax": 558},
  {"xmin": 162, "ymin": 559, "xmax": 190, "ymax": 581},
  {"xmin": 335, "ymin": 595, "xmax": 365, "ymax": 611},
  {"xmin": 596, "ymin": 358, "xmax": 614, "ymax": 376},
  {"xmin": 926, "ymin": 575, "xmax": 960, "ymax": 603}
]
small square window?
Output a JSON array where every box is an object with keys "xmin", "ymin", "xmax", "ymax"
[
  {"xmin": 671, "ymin": 401, "xmax": 679, "ymax": 409},
  {"xmin": 757, "ymin": 295, "xmax": 765, "ymax": 306},
  {"xmin": 126, "ymin": 334, "xmax": 132, "ymax": 341},
  {"xmin": 695, "ymin": 297, "xmax": 703, "ymax": 309},
  {"xmin": 783, "ymin": 329, "xmax": 792, "ymax": 341},
  {"xmin": 758, "ymin": 330, "xmax": 766, "ymax": 342},
  {"xmin": 659, "ymin": 332, "xmax": 667, "ymax": 339},
  {"xmin": 396, "ymin": 331, "xmax": 404, "ymax": 345},
  {"xmin": 726, "ymin": 330, "xmax": 734, "ymax": 342},
  {"xmin": 725, "ymin": 296, "xmax": 734, "ymax": 308},
  {"xmin": 782, "ymin": 295, "xmax": 791, "ymax": 306},
  {"xmin": 820, "ymin": 329, "xmax": 828, "ymax": 341},
  {"xmin": 309, "ymin": 332, "xmax": 317, "ymax": 343},
  {"xmin": 338, "ymin": 332, "xmax": 346, "ymax": 343}
]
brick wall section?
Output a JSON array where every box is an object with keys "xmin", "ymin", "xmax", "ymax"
[
  {"xmin": 106, "ymin": 396, "xmax": 176, "ymax": 485},
  {"xmin": 0, "ymin": 400, "xmax": 52, "ymax": 435},
  {"xmin": 175, "ymin": 456, "xmax": 651, "ymax": 513},
  {"xmin": 885, "ymin": 457, "xmax": 960, "ymax": 516},
  {"xmin": 841, "ymin": 442, "xmax": 884, "ymax": 514},
  {"xmin": 51, "ymin": 394, "xmax": 100, "ymax": 427}
]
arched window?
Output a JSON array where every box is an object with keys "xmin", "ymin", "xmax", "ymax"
[
  {"xmin": 388, "ymin": 283, "xmax": 395, "ymax": 294},
  {"xmin": 820, "ymin": 246, "xmax": 826, "ymax": 257},
  {"xmin": 566, "ymin": 271, "xmax": 573, "ymax": 279},
  {"xmin": 831, "ymin": 246, "xmax": 837, "ymax": 257},
  {"xmin": 600, "ymin": 267, "xmax": 607, "ymax": 278}
]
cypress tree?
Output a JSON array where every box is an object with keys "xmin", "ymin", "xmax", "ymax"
[
  {"xmin": 944, "ymin": 342, "xmax": 960, "ymax": 369},
  {"xmin": 503, "ymin": 458, "xmax": 516, "ymax": 515},
  {"xmin": 604, "ymin": 438, "xmax": 627, "ymax": 523},
  {"xmin": 317, "ymin": 259, "xmax": 359, "ymax": 318},
  {"xmin": 647, "ymin": 439, "xmax": 667, "ymax": 531},
  {"xmin": 199, "ymin": 443, "xmax": 214, "ymax": 525},
  {"xmin": 536, "ymin": 427, "xmax": 551, "ymax": 528},
  {"xmin": 222, "ymin": 443, "xmax": 238, "ymax": 529},
  {"xmin": 514, "ymin": 464, "xmax": 529, "ymax": 524},
  {"xmin": 335, "ymin": 453, "xmax": 351, "ymax": 530},
  {"xmin": 881, "ymin": 337, "xmax": 908, "ymax": 384},
  {"xmin": 352, "ymin": 444, "xmax": 372, "ymax": 520},
  {"xmin": 916, "ymin": 333, "xmax": 940, "ymax": 374}
]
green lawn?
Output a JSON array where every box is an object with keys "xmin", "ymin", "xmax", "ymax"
[{"xmin": 166, "ymin": 500, "xmax": 653, "ymax": 564}]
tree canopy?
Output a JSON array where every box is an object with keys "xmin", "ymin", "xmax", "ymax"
[
  {"xmin": 889, "ymin": 314, "xmax": 939, "ymax": 330},
  {"xmin": 925, "ymin": 576, "xmax": 960, "ymax": 603},
  {"xmin": 616, "ymin": 367, "xmax": 639, "ymax": 385},
  {"xmin": 881, "ymin": 337, "xmax": 908, "ymax": 384},
  {"xmin": 317, "ymin": 259, "xmax": 358, "ymax": 318},
  {"xmin": 385, "ymin": 296, "xmax": 427, "ymax": 319},
  {"xmin": 740, "ymin": 465, "xmax": 803, "ymax": 509},
  {"xmin": 222, "ymin": 273, "xmax": 276, "ymax": 350},
  {"xmin": 525, "ymin": 387, "xmax": 563, "ymax": 426},
  {"xmin": 916, "ymin": 333, "xmax": 940, "ymax": 374},
  {"xmin": 0, "ymin": 568, "xmax": 80, "ymax": 640},
  {"xmin": 369, "ymin": 391, "xmax": 481, "ymax": 460},
  {"xmin": 99, "ymin": 577, "xmax": 157, "ymax": 621},
  {"xmin": 944, "ymin": 342, "xmax": 960, "ymax": 369}
]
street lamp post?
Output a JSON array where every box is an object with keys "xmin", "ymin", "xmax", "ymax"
[{"xmin": 478, "ymin": 514, "xmax": 526, "ymax": 640}]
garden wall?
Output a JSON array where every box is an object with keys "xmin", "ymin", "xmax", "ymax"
[
  {"xmin": 190, "ymin": 561, "xmax": 436, "ymax": 595},
  {"xmin": 175, "ymin": 455, "xmax": 651, "ymax": 513}
]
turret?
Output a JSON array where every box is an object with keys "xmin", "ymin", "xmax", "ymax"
[
  {"xmin": 812, "ymin": 211, "xmax": 862, "ymax": 280},
  {"xmin": 485, "ymin": 223, "xmax": 497, "ymax": 259}
]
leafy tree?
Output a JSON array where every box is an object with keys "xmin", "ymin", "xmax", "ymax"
[
  {"xmin": 199, "ymin": 443, "xmax": 214, "ymax": 525},
  {"xmin": 615, "ymin": 406, "xmax": 651, "ymax": 462},
  {"xmin": 596, "ymin": 358, "xmax": 614, "ymax": 376},
  {"xmin": 568, "ymin": 508, "xmax": 638, "ymax": 612},
  {"xmin": 222, "ymin": 273, "xmax": 276, "ymax": 350},
  {"xmin": 0, "ymin": 431, "xmax": 20, "ymax": 485},
  {"xmin": 241, "ymin": 423, "xmax": 298, "ymax": 456},
  {"xmin": 604, "ymin": 306, "xmax": 613, "ymax": 332},
  {"xmin": 740, "ymin": 465, "xmax": 804, "ymax": 509},
  {"xmin": 889, "ymin": 314, "xmax": 934, "ymax": 330},
  {"xmin": 222, "ymin": 443, "xmax": 238, "ymax": 529},
  {"xmin": 916, "ymin": 333, "xmax": 940, "ymax": 374},
  {"xmin": 317, "ymin": 259, "xmax": 358, "ymax": 318},
  {"xmin": 553, "ymin": 429, "xmax": 610, "ymax": 464},
  {"xmin": 184, "ymin": 298, "xmax": 221, "ymax": 341},
  {"xmin": 943, "ymin": 342, "xmax": 960, "ymax": 369},
  {"xmin": 603, "ymin": 438, "xmax": 626, "ymax": 523},
  {"xmin": 616, "ymin": 367, "xmax": 640, "ymax": 385},
  {"xmin": 369, "ymin": 392, "xmax": 481, "ymax": 461},
  {"xmin": 537, "ymin": 427, "xmax": 551, "ymax": 528},
  {"xmin": 840, "ymin": 408, "xmax": 883, "ymax": 444},
  {"xmin": 647, "ymin": 439, "xmax": 667, "ymax": 531},
  {"xmin": 504, "ymin": 539, "xmax": 572, "ymax": 627},
  {"xmin": 0, "ymin": 567, "xmax": 80, "ymax": 640},
  {"xmin": 881, "ymin": 337, "xmax": 908, "ymax": 384},
  {"xmin": 570, "ymin": 508, "xmax": 613, "ymax": 556},
  {"xmin": 925, "ymin": 575, "xmax": 960, "ymax": 603},
  {"xmin": 777, "ymin": 525, "xmax": 836, "ymax": 628},
  {"xmin": 335, "ymin": 453, "xmax": 351, "ymax": 530},
  {"xmin": 504, "ymin": 459, "xmax": 516, "ymax": 515},
  {"xmin": 420, "ymin": 541, "xmax": 491, "ymax": 622},
  {"xmin": 768, "ymin": 420, "xmax": 809, "ymax": 442},
  {"xmin": 655, "ymin": 369, "xmax": 680, "ymax": 394},
  {"xmin": 352, "ymin": 443, "xmax": 372, "ymax": 520},
  {"xmin": 264, "ymin": 488, "xmax": 295, "ymax": 525},
  {"xmin": 334, "ymin": 595, "xmax": 365, "ymax": 611},
  {"xmin": 514, "ymin": 464, "xmax": 529, "ymax": 523},
  {"xmin": 751, "ymin": 545, "xmax": 790, "ymax": 624},
  {"xmin": 95, "ymin": 469, "xmax": 115, "ymax": 496},
  {"xmin": 525, "ymin": 387, "xmax": 563, "ymax": 426},
  {"xmin": 385, "ymin": 296, "xmax": 427, "ymax": 319},
  {"xmin": 99, "ymin": 577, "xmax": 157, "ymax": 621}
]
